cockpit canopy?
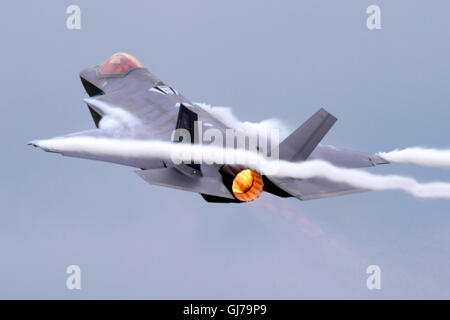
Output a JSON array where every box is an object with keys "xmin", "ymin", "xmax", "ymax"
[{"xmin": 98, "ymin": 52, "xmax": 144, "ymax": 75}]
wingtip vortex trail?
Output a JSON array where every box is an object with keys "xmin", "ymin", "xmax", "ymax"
[{"xmin": 30, "ymin": 136, "xmax": 450, "ymax": 200}]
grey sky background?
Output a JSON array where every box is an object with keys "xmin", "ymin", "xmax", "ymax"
[{"xmin": 1, "ymin": 1, "xmax": 449, "ymax": 298}]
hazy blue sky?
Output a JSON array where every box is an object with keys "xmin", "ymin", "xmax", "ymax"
[{"xmin": 1, "ymin": 1, "xmax": 449, "ymax": 298}]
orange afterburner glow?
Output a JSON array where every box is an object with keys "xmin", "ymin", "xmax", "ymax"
[
  {"xmin": 98, "ymin": 52, "xmax": 144, "ymax": 75},
  {"xmin": 231, "ymin": 169, "xmax": 264, "ymax": 202}
]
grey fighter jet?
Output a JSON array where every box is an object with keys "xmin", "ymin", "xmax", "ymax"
[{"xmin": 30, "ymin": 52, "xmax": 388, "ymax": 203}]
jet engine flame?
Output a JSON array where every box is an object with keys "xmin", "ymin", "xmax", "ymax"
[{"xmin": 231, "ymin": 169, "xmax": 264, "ymax": 202}]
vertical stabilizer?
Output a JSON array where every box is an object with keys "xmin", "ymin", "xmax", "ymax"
[{"xmin": 277, "ymin": 108, "xmax": 337, "ymax": 161}]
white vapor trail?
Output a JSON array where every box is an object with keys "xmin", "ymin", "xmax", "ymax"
[
  {"xmin": 379, "ymin": 148, "xmax": 450, "ymax": 168},
  {"xmin": 194, "ymin": 102, "xmax": 291, "ymax": 139},
  {"xmin": 31, "ymin": 137, "xmax": 450, "ymax": 200},
  {"xmin": 84, "ymin": 98, "xmax": 143, "ymax": 135}
]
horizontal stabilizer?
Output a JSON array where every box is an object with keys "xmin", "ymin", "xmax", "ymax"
[
  {"xmin": 265, "ymin": 108, "xmax": 389, "ymax": 201},
  {"xmin": 268, "ymin": 176, "xmax": 367, "ymax": 200},
  {"xmin": 266, "ymin": 146, "xmax": 389, "ymax": 200}
]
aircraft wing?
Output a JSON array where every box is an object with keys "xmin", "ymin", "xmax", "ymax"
[
  {"xmin": 32, "ymin": 62, "xmax": 239, "ymax": 199},
  {"xmin": 37, "ymin": 63, "xmax": 233, "ymax": 168},
  {"xmin": 80, "ymin": 68, "xmax": 229, "ymax": 142}
]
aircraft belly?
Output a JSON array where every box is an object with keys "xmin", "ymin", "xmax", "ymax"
[{"xmin": 136, "ymin": 166, "xmax": 234, "ymax": 199}]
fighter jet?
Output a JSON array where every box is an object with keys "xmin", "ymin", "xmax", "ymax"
[{"xmin": 30, "ymin": 52, "xmax": 388, "ymax": 203}]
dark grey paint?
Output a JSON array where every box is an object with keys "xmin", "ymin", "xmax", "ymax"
[{"xmin": 33, "ymin": 61, "xmax": 388, "ymax": 201}]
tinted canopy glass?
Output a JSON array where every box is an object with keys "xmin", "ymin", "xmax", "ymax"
[{"xmin": 98, "ymin": 52, "xmax": 144, "ymax": 75}]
